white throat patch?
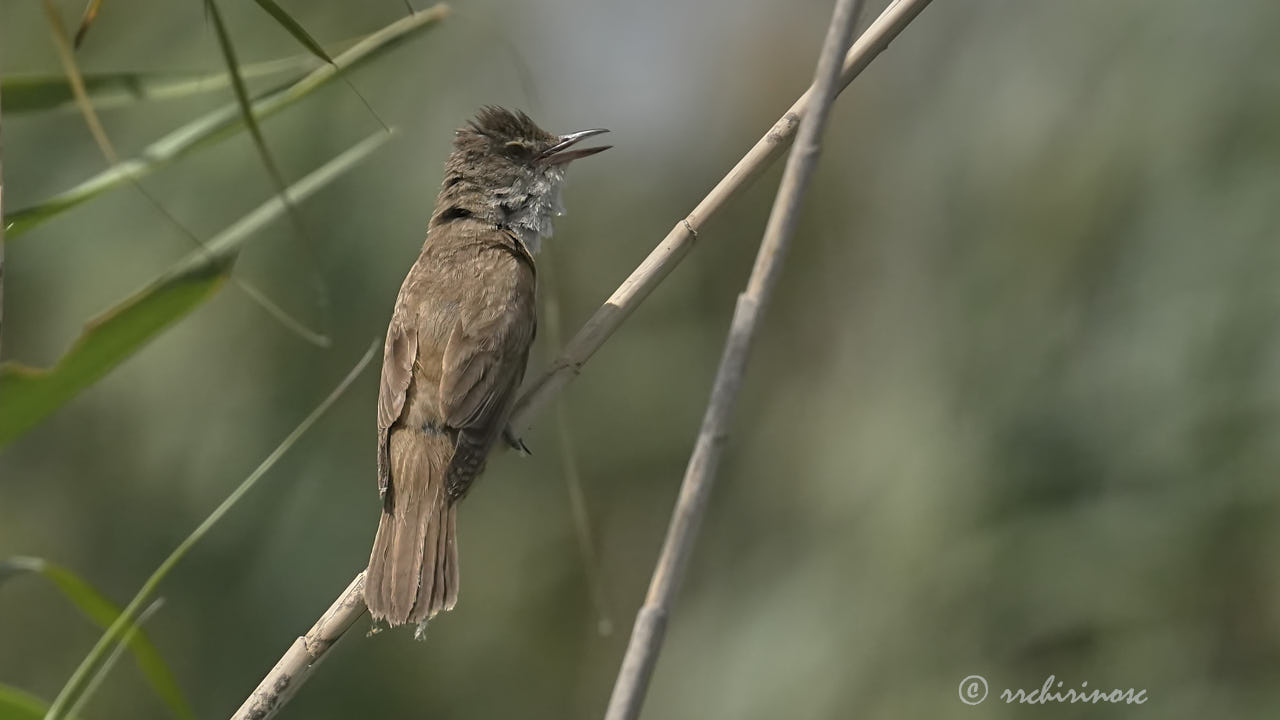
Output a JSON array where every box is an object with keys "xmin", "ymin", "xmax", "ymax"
[{"xmin": 496, "ymin": 166, "xmax": 567, "ymax": 255}]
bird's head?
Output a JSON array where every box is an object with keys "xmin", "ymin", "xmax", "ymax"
[{"xmin": 436, "ymin": 107, "xmax": 610, "ymax": 251}]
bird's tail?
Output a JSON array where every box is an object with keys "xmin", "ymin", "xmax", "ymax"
[{"xmin": 365, "ymin": 429, "xmax": 459, "ymax": 628}]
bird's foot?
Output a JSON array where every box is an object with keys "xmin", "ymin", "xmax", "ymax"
[{"xmin": 503, "ymin": 426, "xmax": 532, "ymax": 456}]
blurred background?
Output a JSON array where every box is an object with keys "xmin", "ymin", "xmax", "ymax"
[{"xmin": 3, "ymin": 0, "xmax": 1280, "ymax": 717}]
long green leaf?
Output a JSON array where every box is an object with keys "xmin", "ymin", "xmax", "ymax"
[
  {"xmin": 0, "ymin": 684, "xmax": 48, "ymax": 720},
  {"xmin": 250, "ymin": 0, "xmax": 391, "ymax": 133},
  {"xmin": 1, "ymin": 57, "xmax": 318, "ymax": 114},
  {"xmin": 4, "ymin": 3, "xmax": 448, "ymax": 238},
  {"xmin": 252, "ymin": 0, "xmax": 334, "ymax": 64},
  {"xmin": 0, "ymin": 130, "xmax": 392, "ymax": 447},
  {"xmin": 0, "ymin": 559, "xmax": 190, "ymax": 720},
  {"xmin": 203, "ymin": 0, "xmax": 330, "ymax": 337},
  {"xmin": 203, "ymin": 0, "xmax": 298, "ymax": 220},
  {"xmin": 66, "ymin": 598, "xmax": 165, "ymax": 720},
  {"xmin": 43, "ymin": 340, "xmax": 379, "ymax": 720},
  {"xmin": 203, "ymin": 0, "xmax": 329, "ymax": 340},
  {"xmin": 32, "ymin": 1, "xmax": 329, "ymax": 349}
]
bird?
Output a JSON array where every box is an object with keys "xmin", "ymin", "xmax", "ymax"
[{"xmin": 364, "ymin": 107, "xmax": 610, "ymax": 630}]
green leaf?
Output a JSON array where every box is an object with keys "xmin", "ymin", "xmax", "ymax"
[
  {"xmin": 249, "ymin": 0, "xmax": 390, "ymax": 134},
  {"xmin": 5, "ymin": 3, "xmax": 448, "ymax": 238},
  {"xmin": 203, "ymin": 0, "xmax": 330, "ymax": 335},
  {"xmin": 66, "ymin": 598, "xmax": 166, "ymax": 720},
  {"xmin": 43, "ymin": 340, "xmax": 379, "ymax": 720},
  {"xmin": 0, "ymin": 559, "xmax": 192, "ymax": 720},
  {"xmin": 252, "ymin": 0, "xmax": 335, "ymax": 64},
  {"xmin": 0, "ymin": 57, "xmax": 318, "ymax": 114},
  {"xmin": 0, "ymin": 258, "xmax": 228, "ymax": 447},
  {"xmin": 0, "ymin": 684, "xmax": 48, "ymax": 720},
  {"xmin": 0, "ymin": 129, "xmax": 393, "ymax": 447},
  {"xmin": 204, "ymin": 0, "xmax": 298, "ymax": 217}
]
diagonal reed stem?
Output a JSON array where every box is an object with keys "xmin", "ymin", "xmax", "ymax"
[
  {"xmin": 602, "ymin": 0, "xmax": 866, "ymax": 716},
  {"xmin": 506, "ymin": 0, "xmax": 933, "ymax": 435},
  {"xmin": 228, "ymin": 1, "xmax": 934, "ymax": 717}
]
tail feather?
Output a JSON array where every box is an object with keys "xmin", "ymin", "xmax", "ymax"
[
  {"xmin": 444, "ymin": 503, "xmax": 459, "ymax": 610},
  {"xmin": 366, "ymin": 428, "xmax": 458, "ymax": 627},
  {"xmin": 412, "ymin": 495, "xmax": 441, "ymax": 618},
  {"xmin": 428, "ymin": 502, "xmax": 459, "ymax": 613},
  {"xmin": 387, "ymin": 443, "xmax": 430, "ymax": 622}
]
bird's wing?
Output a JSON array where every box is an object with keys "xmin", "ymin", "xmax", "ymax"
[
  {"xmin": 376, "ymin": 313, "xmax": 418, "ymax": 502},
  {"xmin": 437, "ymin": 228, "xmax": 536, "ymax": 437},
  {"xmin": 438, "ymin": 310, "xmax": 533, "ymax": 499},
  {"xmin": 438, "ymin": 302, "xmax": 534, "ymax": 434},
  {"xmin": 437, "ymin": 233, "xmax": 537, "ymax": 450}
]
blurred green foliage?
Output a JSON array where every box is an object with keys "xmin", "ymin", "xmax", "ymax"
[
  {"xmin": 0, "ymin": 683, "xmax": 50, "ymax": 720},
  {"xmin": 0, "ymin": 557, "xmax": 190, "ymax": 719},
  {"xmin": 2, "ymin": 1, "xmax": 1279, "ymax": 719},
  {"xmin": 0, "ymin": 131, "xmax": 390, "ymax": 447}
]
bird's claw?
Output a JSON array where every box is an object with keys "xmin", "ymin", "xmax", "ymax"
[{"xmin": 504, "ymin": 426, "xmax": 532, "ymax": 456}]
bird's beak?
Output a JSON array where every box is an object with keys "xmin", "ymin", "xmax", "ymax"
[{"xmin": 539, "ymin": 128, "xmax": 611, "ymax": 166}]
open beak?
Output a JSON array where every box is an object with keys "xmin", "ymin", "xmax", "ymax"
[{"xmin": 539, "ymin": 128, "xmax": 611, "ymax": 166}]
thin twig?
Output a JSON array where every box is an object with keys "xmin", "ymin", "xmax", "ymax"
[
  {"xmin": 542, "ymin": 251, "xmax": 613, "ymax": 636},
  {"xmin": 228, "ymin": 1, "xmax": 932, "ymax": 716},
  {"xmin": 506, "ymin": 0, "xmax": 934, "ymax": 435},
  {"xmin": 603, "ymin": 0, "xmax": 866, "ymax": 716}
]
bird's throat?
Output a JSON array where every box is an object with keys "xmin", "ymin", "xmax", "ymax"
[{"xmin": 492, "ymin": 167, "xmax": 567, "ymax": 255}]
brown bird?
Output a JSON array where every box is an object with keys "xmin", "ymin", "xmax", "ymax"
[{"xmin": 365, "ymin": 107, "xmax": 610, "ymax": 630}]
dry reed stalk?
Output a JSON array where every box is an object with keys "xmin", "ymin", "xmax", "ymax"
[
  {"xmin": 229, "ymin": 2, "xmax": 934, "ymax": 717},
  {"xmin": 602, "ymin": 0, "xmax": 871, "ymax": 715}
]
